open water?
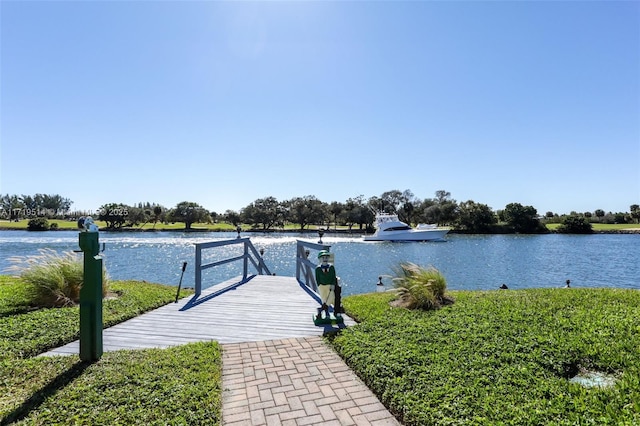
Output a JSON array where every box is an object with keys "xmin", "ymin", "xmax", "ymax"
[{"xmin": 0, "ymin": 230, "xmax": 638, "ymax": 296}]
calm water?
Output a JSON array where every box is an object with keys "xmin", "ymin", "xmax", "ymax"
[{"xmin": 0, "ymin": 230, "xmax": 638, "ymax": 296}]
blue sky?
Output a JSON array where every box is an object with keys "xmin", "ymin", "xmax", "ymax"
[{"xmin": 1, "ymin": 1, "xmax": 638, "ymax": 216}]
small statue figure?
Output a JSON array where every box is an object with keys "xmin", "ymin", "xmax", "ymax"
[{"xmin": 315, "ymin": 250, "xmax": 337, "ymax": 320}]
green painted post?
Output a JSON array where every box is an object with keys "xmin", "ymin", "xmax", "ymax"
[{"xmin": 78, "ymin": 230, "xmax": 103, "ymax": 361}]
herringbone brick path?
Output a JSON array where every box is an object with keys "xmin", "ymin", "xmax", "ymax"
[{"xmin": 222, "ymin": 336, "xmax": 401, "ymax": 426}]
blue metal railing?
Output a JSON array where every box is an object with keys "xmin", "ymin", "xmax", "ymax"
[
  {"xmin": 295, "ymin": 239, "xmax": 330, "ymax": 292},
  {"xmin": 194, "ymin": 237, "xmax": 271, "ymax": 296}
]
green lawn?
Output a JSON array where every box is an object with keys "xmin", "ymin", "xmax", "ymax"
[
  {"xmin": 0, "ymin": 276, "xmax": 221, "ymax": 425},
  {"xmin": 3, "ymin": 273, "xmax": 640, "ymax": 425},
  {"xmin": 0, "ymin": 219, "xmax": 313, "ymax": 232},
  {"xmin": 0, "ymin": 219, "xmax": 237, "ymax": 231},
  {"xmin": 3, "ymin": 218, "xmax": 639, "ymax": 233},
  {"xmin": 544, "ymin": 222, "xmax": 640, "ymax": 231},
  {"xmin": 331, "ymin": 289, "xmax": 640, "ymax": 425}
]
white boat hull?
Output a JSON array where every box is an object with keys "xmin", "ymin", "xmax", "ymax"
[
  {"xmin": 363, "ymin": 228, "xmax": 449, "ymax": 242},
  {"xmin": 363, "ymin": 212, "xmax": 449, "ymax": 242}
]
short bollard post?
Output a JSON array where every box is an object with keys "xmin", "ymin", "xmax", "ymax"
[{"xmin": 78, "ymin": 217, "xmax": 103, "ymax": 361}]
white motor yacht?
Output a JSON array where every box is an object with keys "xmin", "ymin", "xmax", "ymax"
[{"xmin": 363, "ymin": 213, "xmax": 449, "ymax": 242}]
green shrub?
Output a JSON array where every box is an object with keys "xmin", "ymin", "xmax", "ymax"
[
  {"xmin": 6, "ymin": 249, "xmax": 109, "ymax": 308},
  {"xmin": 26, "ymin": 217, "xmax": 49, "ymax": 231},
  {"xmin": 49, "ymin": 222, "xmax": 59, "ymax": 230},
  {"xmin": 391, "ymin": 262, "xmax": 453, "ymax": 310},
  {"xmin": 557, "ymin": 215, "xmax": 593, "ymax": 234},
  {"xmin": 333, "ymin": 289, "xmax": 640, "ymax": 425}
]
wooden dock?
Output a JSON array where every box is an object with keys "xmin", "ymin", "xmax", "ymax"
[{"xmin": 42, "ymin": 275, "xmax": 357, "ymax": 356}]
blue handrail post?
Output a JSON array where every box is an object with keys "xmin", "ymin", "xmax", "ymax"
[
  {"xmin": 195, "ymin": 245, "xmax": 202, "ymax": 296},
  {"xmin": 295, "ymin": 240, "xmax": 330, "ymax": 292},
  {"xmin": 243, "ymin": 241, "xmax": 249, "ymax": 280}
]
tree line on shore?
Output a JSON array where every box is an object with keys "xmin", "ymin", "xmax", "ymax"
[{"xmin": 1, "ymin": 191, "xmax": 639, "ymax": 234}]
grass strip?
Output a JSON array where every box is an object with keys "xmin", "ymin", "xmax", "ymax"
[
  {"xmin": 1, "ymin": 276, "xmax": 221, "ymax": 425},
  {"xmin": 1, "ymin": 277, "xmax": 194, "ymax": 361},
  {"xmin": 2, "ymin": 219, "xmax": 639, "ymax": 232},
  {"xmin": 1, "ymin": 342, "xmax": 221, "ymax": 425},
  {"xmin": 331, "ymin": 289, "xmax": 640, "ymax": 425},
  {"xmin": 5, "ymin": 274, "xmax": 640, "ymax": 425}
]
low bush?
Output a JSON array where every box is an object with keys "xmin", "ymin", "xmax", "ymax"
[
  {"xmin": 557, "ymin": 215, "xmax": 593, "ymax": 234},
  {"xmin": 5, "ymin": 249, "xmax": 109, "ymax": 308},
  {"xmin": 26, "ymin": 217, "xmax": 49, "ymax": 231},
  {"xmin": 391, "ymin": 262, "xmax": 453, "ymax": 310},
  {"xmin": 333, "ymin": 289, "xmax": 640, "ymax": 425}
]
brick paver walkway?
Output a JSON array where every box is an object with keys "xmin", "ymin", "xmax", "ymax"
[{"xmin": 222, "ymin": 336, "xmax": 401, "ymax": 426}]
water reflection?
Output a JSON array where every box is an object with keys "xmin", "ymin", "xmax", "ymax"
[{"xmin": 0, "ymin": 231, "xmax": 638, "ymax": 296}]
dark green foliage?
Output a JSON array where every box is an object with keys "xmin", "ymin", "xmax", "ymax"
[
  {"xmin": 456, "ymin": 200, "xmax": 497, "ymax": 233},
  {"xmin": 503, "ymin": 202, "xmax": 546, "ymax": 233},
  {"xmin": 631, "ymin": 204, "xmax": 640, "ymax": 223},
  {"xmin": 167, "ymin": 201, "xmax": 210, "ymax": 230},
  {"xmin": 243, "ymin": 196, "xmax": 287, "ymax": 230},
  {"xmin": 286, "ymin": 196, "xmax": 325, "ymax": 230},
  {"xmin": 0, "ymin": 343, "xmax": 221, "ymax": 425},
  {"xmin": 0, "ymin": 277, "xmax": 215, "ymax": 425},
  {"xmin": 332, "ymin": 289, "xmax": 640, "ymax": 425},
  {"xmin": 26, "ymin": 217, "xmax": 49, "ymax": 231},
  {"xmin": 97, "ymin": 202, "xmax": 129, "ymax": 229},
  {"xmin": 0, "ymin": 278, "xmax": 193, "ymax": 360},
  {"xmin": 557, "ymin": 215, "xmax": 593, "ymax": 234}
]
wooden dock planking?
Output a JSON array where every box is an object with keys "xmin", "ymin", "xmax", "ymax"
[{"xmin": 41, "ymin": 274, "xmax": 357, "ymax": 356}]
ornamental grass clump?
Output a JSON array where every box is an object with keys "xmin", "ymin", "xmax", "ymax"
[
  {"xmin": 5, "ymin": 249, "xmax": 109, "ymax": 308},
  {"xmin": 391, "ymin": 262, "xmax": 453, "ymax": 310}
]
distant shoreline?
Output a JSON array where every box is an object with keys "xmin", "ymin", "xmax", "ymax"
[{"xmin": 0, "ymin": 226, "xmax": 639, "ymax": 234}]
